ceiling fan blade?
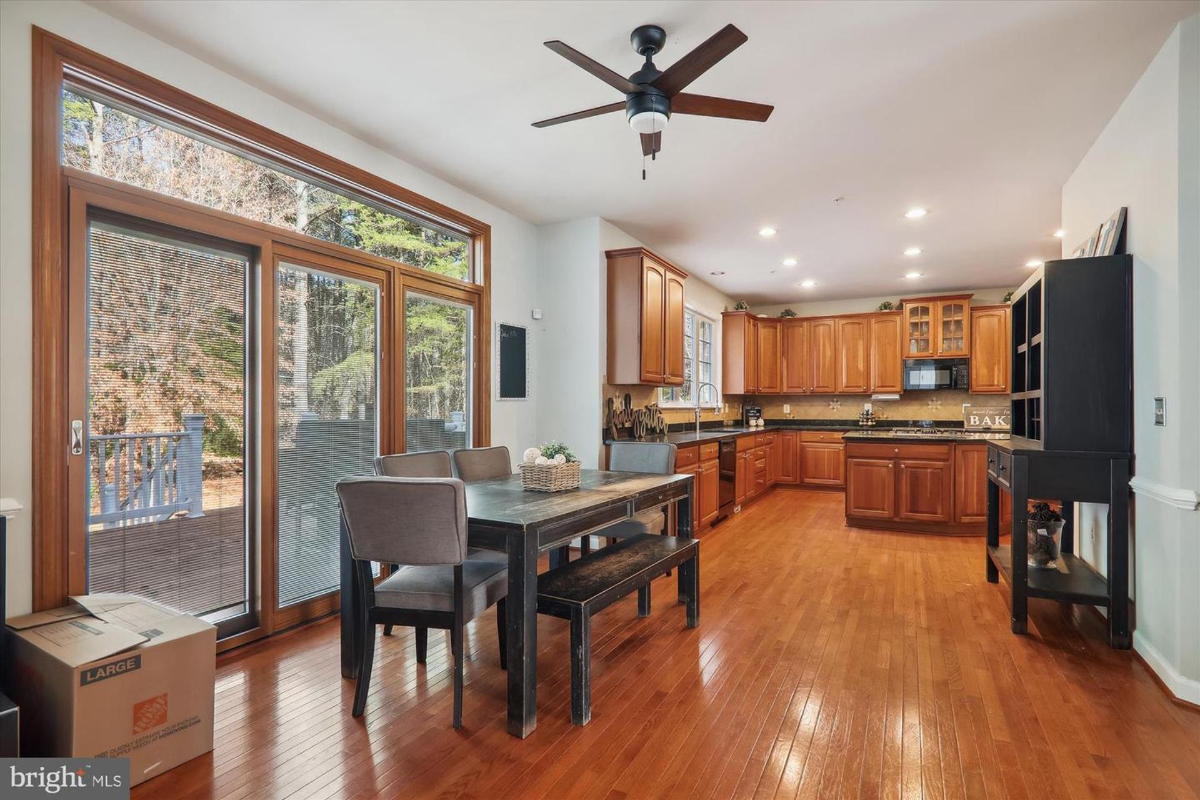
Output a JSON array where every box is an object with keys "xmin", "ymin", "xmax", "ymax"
[
  {"xmin": 640, "ymin": 131, "xmax": 662, "ymax": 157},
  {"xmin": 672, "ymin": 93, "xmax": 774, "ymax": 122},
  {"xmin": 532, "ymin": 102, "xmax": 625, "ymax": 128},
  {"xmin": 651, "ymin": 24, "xmax": 748, "ymax": 96},
  {"xmin": 544, "ymin": 41, "xmax": 640, "ymax": 95}
]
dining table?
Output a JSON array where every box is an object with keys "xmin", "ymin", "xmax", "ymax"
[{"xmin": 340, "ymin": 468, "xmax": 695, "ymax": 738}]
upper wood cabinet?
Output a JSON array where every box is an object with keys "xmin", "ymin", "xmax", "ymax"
[
  {"xmin": 809, "ymin": 317, "xmax": 838, "ymax": 394},
  {"xmin": 968, "ymin": 304, "xmax": 1010, "ymax": 394},
  {"xmin": 835, "ymin": 316, "xmax": 869, "ymax": 393},
  {"xmin": 903, "ymin": 294, "xmax": 972, "ymax": 358},
  {"xmin": 607, "ymin": 248, "xmax": 687, "ymax": 385},
  {"xmin": 756, "ymin": 318, "xmax": 782, "ymax": 394},
  {"xmin": 868, "ymin": 312, "xmax": 903, "ymax": 393},
  {"xmin": 781, "ymin": 319, "xmax": 809, "ymax": 393},
  {"xmin": 721, "ymin": 311, "xmax": 758, "ymax": 394}
]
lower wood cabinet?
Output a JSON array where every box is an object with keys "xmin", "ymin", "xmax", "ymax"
[
  {"xmin": 778, "ymin": 431, "xmax": 799, "ymax": 483},
  {"xmin": 953, "ymin": 443, "xmax": 989, "ymax": 523},
  {"xmin": 896, "ymin": 458, "xmax": 953, "ymax": 522},
  {"xmin": 845, "ymin": 440, "xmax": 985, "ymax": 534},
  {"xmin": 798, "ymin": 431, "xmax": 845, "ymax": 488},
  {"xmin": 676, "ymin": 445, "xmax": 721, "ymax": 530},
  {"xmin": 845, "ymin": 458, "xmax": 895, "ymax": 518}
]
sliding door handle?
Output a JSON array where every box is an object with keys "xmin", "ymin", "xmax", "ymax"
[{"xmin": 71, "ymin": 420, "xmax": 84, "ymax": 456}]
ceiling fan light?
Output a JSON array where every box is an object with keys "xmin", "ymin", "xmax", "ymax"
[{"xmin": 629, "ymin": 110, "xmax": 670, "ymax": 135}]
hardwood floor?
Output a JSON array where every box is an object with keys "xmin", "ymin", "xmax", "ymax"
[{"xmin": 136, "ymin": 489, "xmax": 1200, "ymax": 800}]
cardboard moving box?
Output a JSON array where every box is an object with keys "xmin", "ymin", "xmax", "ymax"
[{"xmin": 4, "ymin": 593, "xmax": 216, "ymax": 787}]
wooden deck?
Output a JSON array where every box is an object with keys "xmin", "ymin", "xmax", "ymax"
[
  {"xmin": 89, "ymin": 505, "xmax": 246, "ymax": 616},
  {"xmin": 133, "ymin": 489, "xmax": 1200, "ymax": 799}
]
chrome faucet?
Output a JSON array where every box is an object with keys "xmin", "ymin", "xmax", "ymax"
[{"xmin": 695, "ymin": 382, "xmax": 718, "ymax": 436}]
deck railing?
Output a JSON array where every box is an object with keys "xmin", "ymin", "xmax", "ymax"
[{"xmin": 90, "ymin": 413, "xmax": 205, "ymax": 528}]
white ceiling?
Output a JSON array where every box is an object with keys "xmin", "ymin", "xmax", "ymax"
[{"xmin": 89, "ymin": 0, "xmax": 1191, "ymax": 303}]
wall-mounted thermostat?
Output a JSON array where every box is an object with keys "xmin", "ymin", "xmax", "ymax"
[
  {"xmin": 531, "ymin": 308, "xmax": 543, "ymax": 320},
  {"xmin": 1154, "ymin": 397, "xmax": 1166, "ymax": 426}
]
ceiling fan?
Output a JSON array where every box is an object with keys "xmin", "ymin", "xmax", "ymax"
[{"xmin": 532, "ymin": 24, "xmax": 774, "ymax": 165}]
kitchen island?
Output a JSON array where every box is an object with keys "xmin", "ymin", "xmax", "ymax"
[{"xmin": 843, "ymin": 429, "xmax": 1010, "ymax": 535}]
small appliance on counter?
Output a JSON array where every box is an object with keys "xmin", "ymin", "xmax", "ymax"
[{"xmin": 743, "ymin": 404, "xmax": 762, "ymax": 427}]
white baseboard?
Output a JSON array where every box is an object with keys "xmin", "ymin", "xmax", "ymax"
[{"xmin": 1134, "ymin": 631, "xmax": 1200, "ymax": 706}]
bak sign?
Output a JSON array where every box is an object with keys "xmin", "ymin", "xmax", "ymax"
[{"xmin": 964, "ymin": 405, "xmax": 1010, "ymax": 430}]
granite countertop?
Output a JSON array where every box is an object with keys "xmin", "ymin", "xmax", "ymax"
[
  {"xmin": 842, "ymin": 430, "xmax": 1011, "ymax": 442},
  {"xmin": 607, "ymin": 419, "xmax": 1009, "ymax": 446}
]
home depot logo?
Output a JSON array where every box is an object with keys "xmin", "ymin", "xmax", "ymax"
[
  {"xmin": 80, "ymin": 655, "xmax": 141, "ymax": 686},
  {"xmin": 132, "ymin": 693, "xmax": 168, "ymax": 734}
]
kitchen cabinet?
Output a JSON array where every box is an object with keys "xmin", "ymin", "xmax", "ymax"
[
  {"xmin": 968, "ymin": 305, "xmax": 1010, "ymax": 394},
  {"xmin": 809, "ymin": 317, "xmax": 838, "ymax": 394},
  {"xmin": 607, "ymin": 247, "xmax": 688, "ymax": 385},
  {"xmin": 782, "ymin": 319, "xmax": 809, "ymax": 393},
  {"xmin": 756, "ymin": 319, "xmax": 782, "ymax": 394},
  {"xmin": 954, "ymin": 443, "xmax": 989, "ymax": 524},
  {"xmin": 751, "ymin": 447, "xmax": 768, "ymax": 498},
  {"xmin": 897, "ymin": 458, "xmax": 953, "ymax": 523},
  {"xmin": 902, "ymin": 294, "xmax": 972, "ymax": 358},
  {"xmin": 845, "ymin": 458, "xmax": 895, "ymax": 519},
  {"xmin": 721, "ymin": 311, "xmax": 759, "ymax": 395},
  {"xmin": 868, "ymin": 312, "xmax": 903, "ymax": 393},
  {"xmin": 799, "ymin": 431, "xmax": 845, "ymax": 488},
  {"xmin": 835, "ymin": 316, "xmax": 870, "ymax": 393},
  {"xmin": 697, "ymin": 459, "xmax": 720, "ymax": 527},
  {"xmin": 763, "ymin": 434, "xmax": 777, "ymax": 486},
  {"xmin": 778, "ymin": 431, "xmax": 799, "ymax": 483},
  {"xmin": 846, "ymin": 440, "xmax": 981, "ymax": 533}
]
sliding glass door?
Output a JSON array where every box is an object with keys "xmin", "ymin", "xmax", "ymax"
[
  {"xmin": 274, "ymin": 254, "xmax": 388, "ymax": 620},
  {"xmin": 402, "ymin": 282, "xmax": 476, "ymax": 453},
  {"xmin": 78, "ymin": 215, "xmax": 253, "ymax": 636}
]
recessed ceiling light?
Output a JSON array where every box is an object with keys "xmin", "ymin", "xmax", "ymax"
[
  {"xmin": 1053, "ymin": 229, "xmax": 1065, "ymax": 238},
  {"xmin": 782, "ymin": 258, "xmax": 798, "ymax": 267},
  {"xmin": 904, "ymin": 271, "xmax": 922, "ymax": 279},
  {"xmin": 758, "ymin": 227, "xmax": 777, "ymax": 237},
  {"xmin": 905, "ymin": 208, "xmax": 928, "ymax": 219},
  {"xmin": 1025, "ymin": 260, "xmax": 1043, "ymax": 268},
  {"xmin": 904, "ymin": 247, "xmax": 922, "ymax": 256},
  {"xmin": 710, "ymin": 270, "xmax": 726, "ymax": 276},
  {"xmin": 800, "ymin": 279, "xmax": 816, "ymax": 288}
]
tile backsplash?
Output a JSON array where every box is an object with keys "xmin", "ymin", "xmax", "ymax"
[{"xmin": 603, "ymin": 385, "xmax": 1007, "ymax": 427}]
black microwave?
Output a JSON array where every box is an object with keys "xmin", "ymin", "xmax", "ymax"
[{"xmin": 902, "ymin": 359, "xmax": 970, "ymax": 391}]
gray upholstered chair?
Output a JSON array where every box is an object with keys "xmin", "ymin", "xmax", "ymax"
[
  {"xmin": 452, "ymin": 446, "xmax": 513, "ymax": 483},
  {"xmin": 374, "ymin": 450, "xmax": 453, "ymax": 478},
  {"xmin": 598, "ymin": 442, "xmax": 678, "ymax": 542},
  {"xmin": 373, "ymin": 451, "xmax": 504, "ymax": 639},
  {"xmin": 337, "ymin": 476, "xmax": 507, "ymax": 728}
]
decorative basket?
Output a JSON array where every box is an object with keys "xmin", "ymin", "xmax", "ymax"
[{"xmin": 520, "ymin": 460, "xmax": 581, "ymax": 492}]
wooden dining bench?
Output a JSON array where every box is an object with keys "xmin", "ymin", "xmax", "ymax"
[{"xmin": 537, "ymin": 533, "xmax": 700, "ymax": 725}]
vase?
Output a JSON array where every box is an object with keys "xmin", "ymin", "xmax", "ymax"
[{"xmin": 1027, "ymin": 520, "xmax": 1064, "ymax": 569}]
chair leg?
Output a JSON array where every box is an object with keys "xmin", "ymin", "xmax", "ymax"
[
  {"xmin": 451, "ymin": 623, "xmax": 464, "ymax": 729},
  {"xmin": 637, "ymin": 582, "xmax": 651, "ymax": 617},
  {"xmin": 497, "ymin": 598, "xmax": 508, "ymax": 670},
  {"xmin": 415, "ymin": 627, "xmax": 428, "ymax": 664},
  {"xmin": 383, "ymin": 624, "xmax": 394, "ymax": 636},
  {"xmin": 383, "ymin": 565, "xmax": 399, "ymax": 636},
  {"xmin": 580, "ymin": 536, "xmax": 591, "ymax": 556},
  {"xmin": 352, "ymin": 620, "xmax": 375, "ymax": 718},
  {"xmin": 570, "ymin": 608, "xmax": 592, "ymax": 726}
]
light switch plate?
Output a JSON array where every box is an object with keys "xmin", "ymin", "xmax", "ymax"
[
  {"xmin": 783, "ymin": 404, "xmax": 790, "ymax": 414},
  {"xmin": 1154, "ymin": 397, "xmax": 1166, "ymax": 426}
]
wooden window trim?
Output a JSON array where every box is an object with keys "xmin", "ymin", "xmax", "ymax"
[{"xmin": 32, "ymin": 28, "xmax": 492, "ymax": 612}]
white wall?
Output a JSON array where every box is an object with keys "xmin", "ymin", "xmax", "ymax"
[
  {"xmin": 1061, "ymin": 14, "xmax": 1200, "ymax": 704},
  {"xmin": 752, "ymin": 287, "xmax": 1012, "ymax": 318},
  {"xmin": 0, "ymin": 0, "xmax": 540, "ymax": 616}
]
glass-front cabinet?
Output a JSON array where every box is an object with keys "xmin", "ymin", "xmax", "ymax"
[
  {"xmin": 904, "ymin": 300, "xmax": 934, "ymax": 356},
  {"xmin": 902, "ymin": 294, "xmax": 972, "ymax": 358}
]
